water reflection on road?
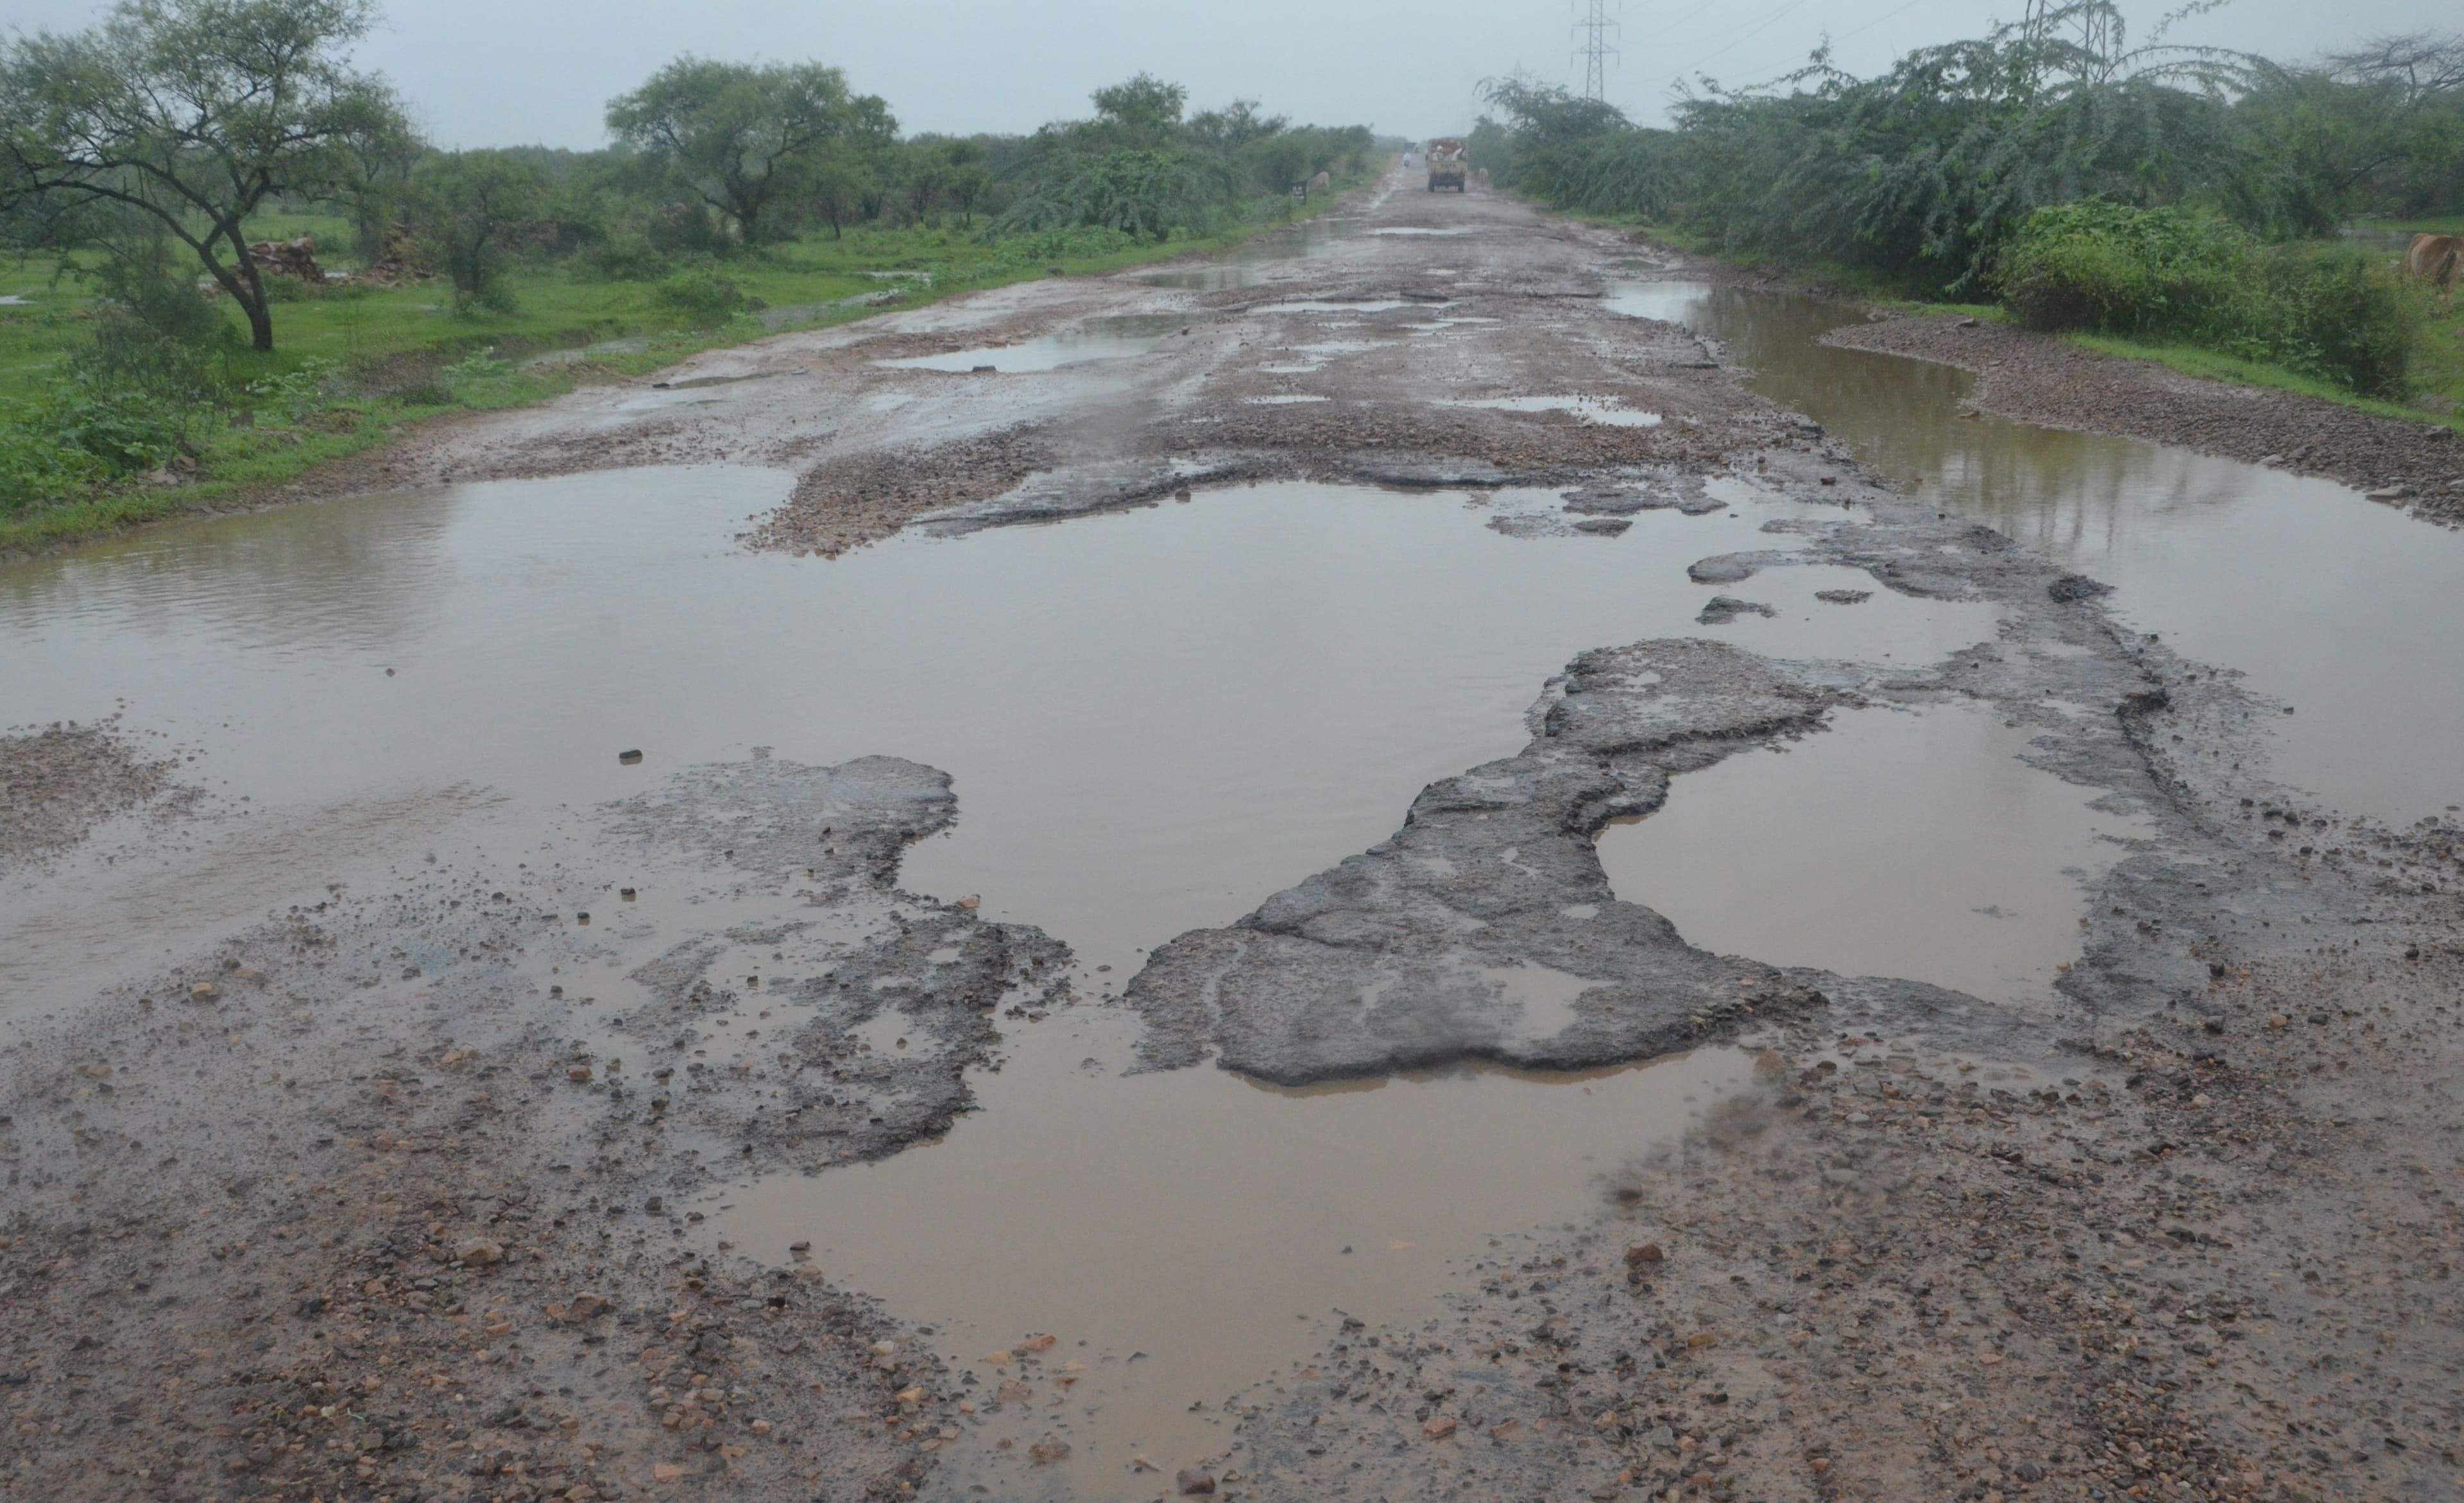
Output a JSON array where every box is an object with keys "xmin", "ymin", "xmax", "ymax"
[{"xmin": 1613, "ymin": 279, "xmax": 2464, "ymax": 820}]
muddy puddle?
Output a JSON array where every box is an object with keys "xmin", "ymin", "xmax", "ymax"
[
  {"xmin": 701, "ymin": 1015, "xmax": 1754, "ymax": 1500},
  {"xmin": 0, "ymin": 470, "xmax": 2000, "ymax": 1013},
  {"xmin": 1447, "ymin": 393, "xmax": 1661, "ymax": 427},
  {"xmin": 1613, "ymin": 278, "xmax": 2464, "ymax": 820},
  {"xmin": 1136, "ymin": 212, "xmax": 1365, "ymax": 291},
  {"xmin": 1598, "ymin": 701, "xmax": 2147, "ymax": 1003},
  {"xmin": 878, "ymin": 316, "xmax": 1199, "ymax": 372}
]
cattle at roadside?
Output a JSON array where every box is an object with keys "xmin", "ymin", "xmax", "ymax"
[{"xmin": 2408, "ymin": 233, "xmax": 2461, "ymax": 297}]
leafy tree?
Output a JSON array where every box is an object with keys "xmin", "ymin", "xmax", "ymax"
[
  {"xmin": 991, "ymin": 147, "xmax": 1236, "ymax": 242},
  {"xmin": 1189, "ymin": 99, "xmax": 1287, "ymax": 151},
  {"xmin": 406, "ymin": 149, "xmax": 550, "ymax": 311},
  {"xmin": 0, "ymin": 0, "xmax": 413, "ymax": 352},
  {"xmin": 1089, "ymin": 74, "xmax": 1188, "ymax": 148},
  {"xmin": 606, "ymin": 57, "xmax": 892, "ymax": 246}
]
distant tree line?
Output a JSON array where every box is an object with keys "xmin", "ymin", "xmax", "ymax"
[{"xmin": 0, "ymin": 0, "xmax": 1380, "ymax": 350}]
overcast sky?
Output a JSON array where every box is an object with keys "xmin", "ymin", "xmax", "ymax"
[{"xmin": 10, "ymin": 0, "xmax": 2456, "ymax": 148}]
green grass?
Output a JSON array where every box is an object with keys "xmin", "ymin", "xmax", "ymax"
[
  {"xmin": 2352, "ymin": 214, "xmax": 2464, "ymax": 238},
  {"xmin": 0, "ymin": 181, "xmax": 1365, "ymax": 555},
  {"xmin": 2066, "ymin": 310, "xmax": 2464, "ymax": 434}
]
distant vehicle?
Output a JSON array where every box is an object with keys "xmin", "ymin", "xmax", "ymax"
[{"xmin": 1426, "ymin": 139, "xmax": 1467, "ymax": 193}]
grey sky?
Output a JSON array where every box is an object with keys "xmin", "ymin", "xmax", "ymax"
[{"xmin": 10, "ymin": 0, "xmax": 2456, "ymax": 147}]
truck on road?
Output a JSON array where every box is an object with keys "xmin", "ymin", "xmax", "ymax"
[{"xmin": 1426, "ymin": 139, "xmax": 1467, "ymax": 192}]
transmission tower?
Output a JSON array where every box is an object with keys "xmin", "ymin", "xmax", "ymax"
[
  {"xmin": 1575, "ymin": 0, "xmax": 1620, "ymax": 103},
  {"xmin": 2021, "ymin": 1, "xmax": 2116, "ymax": 67}
]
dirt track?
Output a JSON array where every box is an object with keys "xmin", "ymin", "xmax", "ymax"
[{"xmin": 4, "ymin": 166, "xmax": 2463, "ymax": 1503}]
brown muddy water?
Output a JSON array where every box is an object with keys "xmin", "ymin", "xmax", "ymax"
[
  {"xmin": 6, "ymin": 269, "xmax": 2433, "ymax": 1499},
  {"xmin": 1613, "ymin": 279, "xmax": 2464, "ymax": 822},
  {"xmin": 707, "ymin": 1023, "xmax": 1753, "ymax": 1499},
  {"xmin": 1, "ymin": 464, "xmax": 2058, "ymax": 1498},
  {"xmin": 1598, "ymin": 702, "xmax": 2147, "ymax": 1004}
]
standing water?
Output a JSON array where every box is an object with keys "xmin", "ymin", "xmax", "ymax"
[{"xmin": 1610, "ymin": 279, "xmax": 2464, "ymax": 821}]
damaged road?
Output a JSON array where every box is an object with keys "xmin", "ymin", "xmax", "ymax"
[{"xmin": 4, "ymin": 160, "xmax": 2463, "ymax": 1503}]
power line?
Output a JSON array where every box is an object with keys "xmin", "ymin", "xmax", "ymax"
[{"xmin": 1575, "ymin": 0, "xmax": 1621, "ymax": 103}]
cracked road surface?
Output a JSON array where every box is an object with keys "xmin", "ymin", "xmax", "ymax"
[{"xmin": 3, "ymin": 164, "xmax": 2461, "ymax": 1503}]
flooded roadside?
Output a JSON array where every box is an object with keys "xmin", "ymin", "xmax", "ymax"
[{"xmin": 1613, "ymin": 278, "xmax": 2464, "ymax": 820}]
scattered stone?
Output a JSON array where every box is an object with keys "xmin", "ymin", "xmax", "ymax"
[
  {"xmin": 2047, "ymin": 573, "xmax": 2114, "ymax": 602},
  {"xmin": 1696, "ymin": 595, "xmax": 1776, "ymax": 625},
  {"xmin": 1177, "ymin": 1468, "xmax": 1219, "ymax": 1495}
]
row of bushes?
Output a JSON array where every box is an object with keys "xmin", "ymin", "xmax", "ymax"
[
  {"xmin": 2001, "ymin": 202, "xmax": 2420, "ymax": 394},
  {"xmin": 1468, "ymin": 6, "xmax": 2458, "ymax": 395}
]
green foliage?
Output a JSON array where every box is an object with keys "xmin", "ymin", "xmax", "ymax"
[
  {"xmin": 0, "ymin": 0, "xmax": 415, "ymax": 350},
  {"xmin": 1, "ymin": 55, "xmax": 1383, "ymax": 545},
  {"xmin": 407, "ymin": 150, "xmax": 552, "ymax": 311},
  {"xmin": 0, "ymin": 416, "xmax": 101, "ymax": 511},
  {"xmin": 0, "ymin": 375, "xmax": 204, "ymax": 511},
  {"xmin": 606, "ymin": 56, "xmax": 894, "ymax": 246},
  {"xmin": 987, "ymin": 226, "xmax": 1140, "ymax": 266},
  {"xmin": 1089, "ymin": 74, "xmax": 1189, "ymax": 149},
  {"xmin": 245, "ymin": 355, "xmax": 343, "ymax": 421},
  {"xmin": 651, "ymin": 266, "xmax": 746, "ymax": 321},
  {"xmin": 993, "ymin": 149, "xmax": 1240, "ymax": 241},
  {"xmin": 2002, "ymin": 202, "xmax": 2249, "ymax": 333},
  {"xmin": 2003, "ymin": 201, "xmax": 2420, "ymax": 393}
]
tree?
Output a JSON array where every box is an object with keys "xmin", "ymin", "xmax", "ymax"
[
  {"xmin": 606, "ymin": 57, "xmax": 891, "ymax": 246},
  {"xmin": 406, "ymin": 149, "xmax": 549, "ymax": 311},
  {"xmin": 0, "ymin": 0, "xmax": 413, "ymax": 352},
  {"xmin": 1090, "ymin": 74, "xmax": 1188, "ymax": 148},
  {"xmin": 1189, "ymin": 98, "xmax": 1287, "ymax": 151}
]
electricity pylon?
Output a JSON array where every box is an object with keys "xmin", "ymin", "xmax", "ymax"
[{"xmin": 1575, "ymin": 0, "xmax": 1620, "ymax": 103}]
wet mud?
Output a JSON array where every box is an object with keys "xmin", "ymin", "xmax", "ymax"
[
  {"xmin": 0, "ymin": 753, "xmax": 1068, "ymax": 1503},
  {"xmin": 0, "ymin": 718, "xmax": 189, "ymax": 869},
  {"xmin": 6, "ymin": 162, "xmax": 2464, "ymax": 1503}
]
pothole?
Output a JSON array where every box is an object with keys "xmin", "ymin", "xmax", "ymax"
[
  {"xmin": 1446, "ymin": 395, "xmax": 1663, "ymax": 427},
  {"xmin": 1597, "ymin": 701, "xmax": 2147, "ymax": 1002},
  {"xmin": 699, "ymin": 1012, "xmax": 1753, "ymax": 1499}
]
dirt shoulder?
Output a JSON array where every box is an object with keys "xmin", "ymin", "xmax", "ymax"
[
  {"xmin": 1827, "ymin": 314, "xmax": 2464, "ymax": 525},
  {"xmin": 1235, "ymin": 915, "xmax": 2464, "ymax": 1502},
  {"xmin": 0, "ymin": 754, "xmax": 1064, "ymax": 1503}
]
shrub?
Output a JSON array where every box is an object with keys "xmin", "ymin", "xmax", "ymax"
[
  {"xmin": 2003, "ymin": 201, "xmax": 2420, "ymax": 395},
  {"xmin": 653, "ymin": 266, "xmax": 747, "ymax": 321},
  {"xmin": 0, "ymin": 418, "xmax": 105, "ymax": 513},
  {"xmin": 0, "ymin": 378, "xmax": 199, "ymax": 512},
  {"xmin": 987, "ymin": 226, "xmax": 1138, "ymax": 266},
  {"xmin": 2001, "ymin": 202, "xmax": 2248, "ymax": 337},
  {"xmin": 245, "ymin": 357, "xmax": 344, "ymax": 424},
  {"xmin": 2245, "ymin": 243, "xmax": 2419, "ymax": 396},
  {"xmin": 989, "ymin": 148, "xmax": 1239, "ymax": 242}
]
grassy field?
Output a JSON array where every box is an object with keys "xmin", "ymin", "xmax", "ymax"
[{"xmin": 0, "ymin": 184, "xmax": 1365, "ymax": 554}]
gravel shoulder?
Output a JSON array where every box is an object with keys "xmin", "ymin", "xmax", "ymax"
[{"xmin": 1824, "ymin": 314, "xmax": 2464, "ymax": 527}]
